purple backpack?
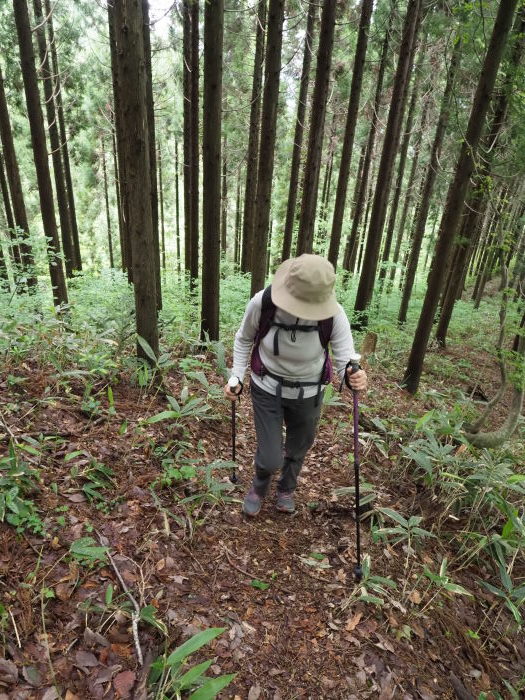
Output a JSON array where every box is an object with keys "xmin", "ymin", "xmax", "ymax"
[{"xmin": 250, "ymin": 286, "xmax": 333, "ymax": 399}]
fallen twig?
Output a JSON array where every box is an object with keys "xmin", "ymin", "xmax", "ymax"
[{"xmin": 95, "ymin": 529, "xmax": 143, "ymax": 666}]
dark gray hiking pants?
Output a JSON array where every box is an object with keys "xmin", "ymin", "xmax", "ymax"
[{"xmin": 250, "ymin": 381, "xmax": 322, "ymax": 495}]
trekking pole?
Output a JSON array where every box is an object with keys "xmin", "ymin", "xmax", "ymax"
[
  {"xmin": 227, "ymin": 376, "xmax": 243, "ymax": 484},
  {"xmin": 344, "ymin": 359, "xmax": 363, "ymax": 583}
]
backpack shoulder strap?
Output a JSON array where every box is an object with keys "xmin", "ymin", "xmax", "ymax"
[
  {"xmin": 256, "ymin": 285, "xmax": 276, "ymax": 343},
  {"xmin": 318, "ymin": 317, "xmax": 334, "ymax": 348}
]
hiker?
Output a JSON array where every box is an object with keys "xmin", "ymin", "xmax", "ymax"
[{"xmin": 224, "ymin": 254, "xmax": 367, "ymax": 517}]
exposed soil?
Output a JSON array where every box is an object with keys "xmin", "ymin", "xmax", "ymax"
[{"xmin": 0, "ymin": 349, "xmax": 523, "ymax": 700}]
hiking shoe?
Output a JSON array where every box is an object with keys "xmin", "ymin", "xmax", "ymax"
[
  {"xmin": 276, "ymin": 490, "xmax": 295, "ymax": 513},
  {"xmin": 243, "ymin": 487, "xmax": 262, "ymax": 517}
]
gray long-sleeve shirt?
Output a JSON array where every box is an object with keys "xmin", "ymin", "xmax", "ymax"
[{"xmin": 232, "ymin": 290, "xmax": 359, "ymax": 399}]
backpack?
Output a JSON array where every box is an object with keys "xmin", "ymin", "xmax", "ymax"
[{"xmin": 250, "ymin": 285, "xmax": 333, "ymax": 402}]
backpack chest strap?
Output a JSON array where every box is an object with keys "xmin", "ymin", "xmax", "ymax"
[{"xmin": 271, "ymin": 321, "xmax": 319, "ymax": 356}]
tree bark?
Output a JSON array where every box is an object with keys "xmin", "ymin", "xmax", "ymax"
[
  {"xmin": 343, "ymin": 5, "xmax": 395, "ymax": 275},
  {"xmin": 201, "ymin": 0, "xmax": 224, "ymax": 341},
  {"xmin": 13, "ymin": 0, "xmax": 68, "ymax": 307},
  {"xmin": 33, "ymin": 0, "xmax": 76, "ymax": 278},
  {"xmin": 281, "ymin": 0, "xmax": 315, "ymax": 263},
  {"xmin": 234, "ymin": 170, "xmax": 241, "ymax": 266},
  {"xmin": 0, "ymin": 67, "xmax": 35, "ymax": 283},
  {"xmin": 221, "ymin": 138, "xmax": 227, "ymax": 254},
  {"xmin": 353, "ymin": 0, "xmax": 422, "ymax": 327},
  {"xmin": 108, "ymin": 1, "xmax": 132, "ymax": 280},
  {"xmin": 296, "ymin": 0, "xmax": 337, "ymax": 255},
  {"xmin": 241, "ymin": 0, "xmax": 267, "ymax": 272},
  {"xmin": 44, "ymin": 0, "xmax": 81, "ymax": 271},
  {"xmin": 0, "ymin": 149, "xmax": 20, "ymax": 266},
  {"xmin": 182, "ymin": 0, "xmax": 192, "ymax": 276},
  {"xmin": 101, "ymin": 135, "xmax": 114, "ymax": 268},
  {"xmin": 189, "ymin": 0, "xmax": 199, "ymax": 283},
  {"xmin": 142, "ymin": 0, "xmax": 161, "ymax": 307},
  {"xmin": 174, "ymin": 138, "xmax": 181, "ymax": 274},
  {"xmin": 398, "ymin": 37, "xmax": 461, "ymax": 325},
  {"xmin": 250, "ymin": 0, "xmax": 285, "ymax": 296},
  {"xmin": 402, "ymin": 0, "xmax": 518, "ymax": 393},
  {"xmin": 327, "ymin": 0, "xmax": 373, "ymax": 269},
  {"xmin": 113, "ymin": 0, "xmax": 159, "ymax": 360},
  {"xmin": 158, "ymin": 140, "xmax": 166, "ymax": 270}
]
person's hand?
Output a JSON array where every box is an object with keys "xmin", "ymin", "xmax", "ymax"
[
  {"xmin": 224, "ymin": 376, "xmax": 242, "ymax": 402},
  {"xmin": 346, "ymin": 368, "xmax": 367, "ymax": 392}
]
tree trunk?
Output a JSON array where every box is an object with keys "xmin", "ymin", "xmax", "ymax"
[
  {"xmin": 250, "ymin": 0, "xmax": 285, "ymax": 296},
  {"xmin": 0, "ymin": 149, "xmax": 20, "ymax": 266},
  {"xmin": 0, "ymin": 67, "xmax": 35, "ymax": 283},
  {"xmin": 190, "ymin": 0, "xmax": 200, "ymax": 283},
  {"xmin": 234, "ymin": 170, "xmax": 241, "ymax": 266},
  {"xmin": 296, "ymin": 0, "xmax": 337, "ymax": 255},
  {"xmin": 33, "ymin": 0, "xmax": 76, "ymax": 278},
  {"xmin": 201, "ymin": 0, "xmax": 224, "ymax": 341},
  {"xmin": 142, "ymin": 0, "xmax": 161, "ymax": 308},
  {"xmin": 113, "ymin": 0, "xmax": 159, "ymax": 360},
  {"xmin": 221, "ymin": 139, "xmax": 227, "ymax": 254},
  {"xmin": 343, "ymin": 5, "xmax": 395, "ymax": 275},
  {"xmin": 111, "ymin": 124, "xmax": 125, "ymax": 271},
  {"xmin": 182, "ymin": 0, "xmax": 192, "ymax": 276},
  {"xmin": 158, "ymin": 141, "xmax": 166, "ymax": 270},
  {"xmin": 327, "ymin": 0, "xmax": 373, "ymax": 269},
  {"xmin": 402, "ymin": 0, "xmax": 518, "ymax": 394},
  {"xmin": 353, "ymin": 0, "xmax": 422, "ymax": 327},
  {"xmin": 379, "ymin": 40, "xmax": 426, "ymax": 285},
  {"xmin": 101, "ymin": 135, "xmax": 114, "ymax": 268},
  {"xmin": 241, "ymin": 0, "xmax": 267, "ymax": 272},
  {"xmin": 108, "ymin": 1, "xmax": 132, "ymax": 280},
  {"xmin": 398, "ymin": 37, "xmax": 461, "ymax": 325},
  {"xmin": 281, "ymin": 0, "xmax": 315, "ymax": 262},
  {"xmin": 435, "ymin": 9, "xmax": 525, "ymax": 346},
  {"xmin": 13, "ymin": 0, "xmax": 68, "ymax": 307},
  {"xmin": 174, "ymin": 138, "xmax": 181, "ymax": 274},
  {"xmin": 44, "ymin": 0, "xmax": 81, "ymax": 272}
]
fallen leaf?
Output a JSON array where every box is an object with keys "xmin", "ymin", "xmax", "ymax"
[
  {"xmin": 22, "ymin": 665, "xmax": 42, "ymax": 687},
  {"xmin": 409, "ymin": 590, "xmax": 421, "ymax": 604},
  {"xmin": 41, "ymin": 688, "xmax": 60, "ymax": 700},
  {"xmin": 346, "ymin": 612, "xmax": 363, "ymax": 632},
  {"xmin": 55, "ymin": 583, "xmax": 73, "ymax": 601},
  {"xmin": 113, "ymin": 670, "xmax": 136, "ymax": 698},
  {"xmin": 0, "ymin": 659, "xmax": 18, "ymax": 684},
  {"xmin": 83, "ymin": 627, "xmax": 110, "ymax": 648},
  {"xmin": 65, "ymin": 692, "xmax": 81, "ymax": 700},
  {"xmin": 65, "ymin": 492, "xmax": 87, "ymax": 503},
  {"xmin": 74, "ymin": 650, "xmax": 99, "ymax": 668},
  {"xmin": 248, "ymin": 685, "xmax": 262, "ymax": 700}
]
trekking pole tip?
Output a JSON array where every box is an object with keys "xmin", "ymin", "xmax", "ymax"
[
  {"xmin": 230, "ymin": 473, "xmax": 238, "ymax": 484},
  {"xmin": 354, "ymin": 565, "xmax": 362, "ymax": 582}
]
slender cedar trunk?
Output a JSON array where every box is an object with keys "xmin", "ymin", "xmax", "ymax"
[
  {"xmin": 436, "ymin": 9, "xmax": 525, "ymax": 346},
  {"xmin": 281, "ymin": 0, "xmax": 315, "ymax": 262},
  {"xmin": 343, "ymin": 3, "xmax": 395, "ymax": 273},
  {"xmin": 113, "ymin": 0, "xmax": 158, "ymax": 359},
  {"xmin": 327, "ymin": 0, "xmax": 373, "ymax": 268},
  {"xmin": 174, "ymin": 139, "xmax": 181, "ymax": 274},
  {"xmin": 44, "ymin": 0, "xmax": 81, "ymax": 271},
  {"xmin": 241, "ymin": 0, "xmax": 266, "ymax": 272},
  {"xmin": 250, "ymin": 0, "xmax": 285, "ymax": 296},
  {"xmin": 0, "ymin": 68, "xmax": 35, "ymax": 280},
  {"xmin": 388, "ymin": 103, "xmax": 429, "ymax": 292},
  {"xmin": 356, "ymin": 174, "xmax": 374, "ymax": 274},
  {"xmin": 342, "ymin": 141, "xmax": 365, "ymax": 270},
  {"xmin": 317, "ymin": 146, "xmax": 333, "ymax": 247},
  {"xmin": 142, "ymin": 0, "xmax": 161, "ymax": 308},
  {"xmin": 108, "ymin": 1, "xmax": 132, "ymax": 280},
  {"xmin": 379, "ymin": 41, "xmax": 426, "ymax": 285},
  {"xmin": 469, "ymin": 198, "xmax": 492, "ymax": 277},
  {"xmin": 510, "ymin": 223, "xmax": 525, "ymax": 293},
  {"xmin": 111, "ymin": 125, "xmax": 125, "ymax": 270},
  {"xmin": 158, "ymin": 141, "xmax": 166, "ymax": 270},
  {"xmin": 472, "ymin": 218, "xmax": 496, "ymax": 301},
  {"xmin": 398, "ymin": 37, "xmax": 461, "ymax": 325},
  {"xmin": 474, "ymin": 186, "xmax": 509, "ymax": 308},
  {"xmin": 0, "ymin": 236, "xmax": 8, "ymax": 286},
  {"xmin": 13, "ymin": 0, "xmax": 68, "ymax": 306},
  {"xmin": 189, "ymin": 0, "xmax": 199, "ymax": 283},
  {"xmin": 0, "ymin": 150, "xmax": 20, "ymax": 265},
  {"xmin": 403, "ymin": 0, "xmax": 518, "ymax": 393},
  {"xmin": 201, "ymin": 0, "xmax": 223, "ymax": 340},
  {"xmin": 234, "ymin": 170, "xmax": 241, "ymax": 266},
  {"xmin": 33, "ymin": 0, "xmax": 76, "ymax": 278},
  {"xmin": 354, "ymin": 0, "xmax": 422, "ymax": 326},
  {"xmin": 296, "ymin": 0, "xmax": 337, "ymax": 256},
  {"xmin": 101, "ymin": 135, "xmax": 114, "ymax": 268},
  {"xmin": 182, "ymin": 0, "xmax": 192, "ymax": 275},
  {"xmin": 221, "ymin": 138, "xmax": 227, "ymax": 254}
]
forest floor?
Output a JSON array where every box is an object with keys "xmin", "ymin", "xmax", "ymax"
[{"xmin": 0, "ymin": 336, "xmax": 524, "ymax": 700}]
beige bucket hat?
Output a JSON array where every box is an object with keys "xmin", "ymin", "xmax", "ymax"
[{"xmin": 271, "ymin": 254, "xmax": 339, "ymax": 321}]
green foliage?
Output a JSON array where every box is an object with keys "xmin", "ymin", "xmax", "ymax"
[
  {"xmin": 148, "ymin": 627, "xmax": 236, "ymax": 699},
  {"xmin": 69, "ymin": 537, "xmax": 108, "ymax": 566},
  {"xmin": 0, "ymin": 441, "xmax": 43, "ymax": 535},
  {"xmin": 343, "ymin": 554, "xmax": 398, "ymax": 608},
  {"xmin": 423, "ymin": 558, "xmax": 472, "ymax": 597},
  {"xmin": 375, "ymin": 507, "xmax": 435, "ymax": 547}
]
